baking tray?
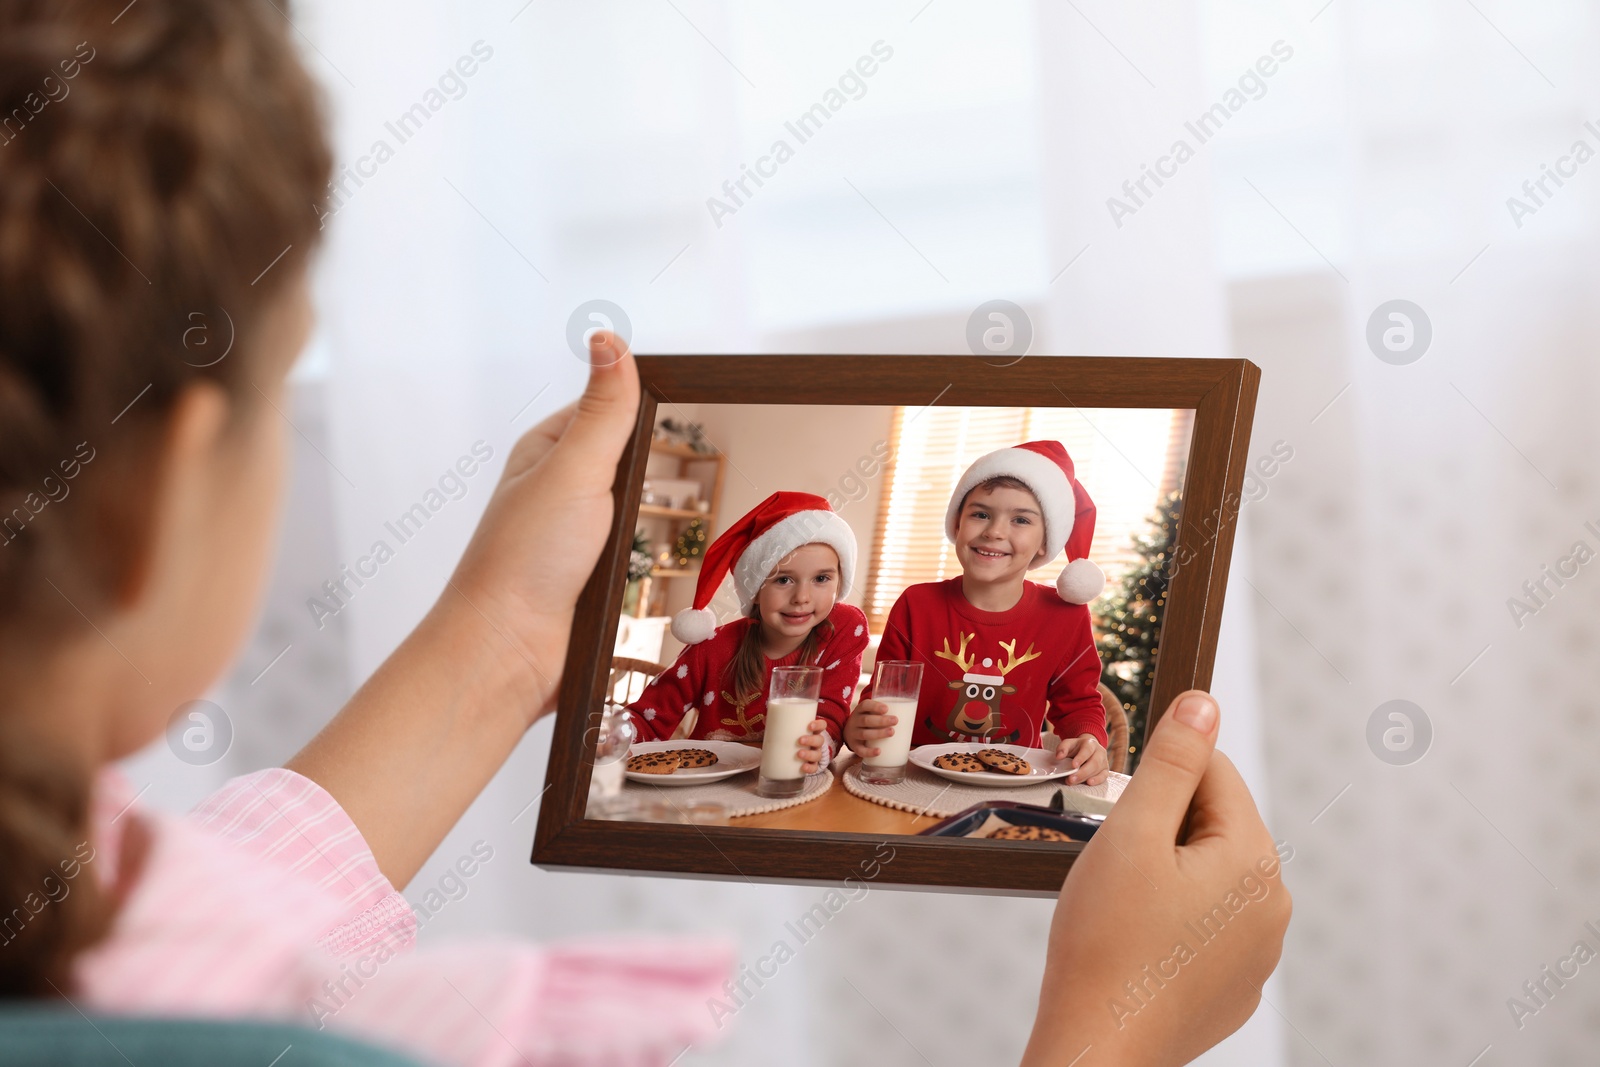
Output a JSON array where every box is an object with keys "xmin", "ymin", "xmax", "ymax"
[{"xmin": 917, "ymin": 796, "xmax": 1106, "ymax": 842}]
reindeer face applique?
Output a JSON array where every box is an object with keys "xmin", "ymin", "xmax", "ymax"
[{"xmin": 930, "ymin": 632, "xmax": 1042, "ymax": 743}]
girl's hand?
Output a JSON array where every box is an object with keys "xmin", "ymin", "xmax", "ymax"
[
  {"xmin": 796, "ymin": 720, "xmax": 830, "ymax": 775},
  {"xmin": 445, "ymin": 331, "xmax": 640, "ymax": 724},
  {"xmin": 290, "ymin": 331, "xmax": 641, "ymax": 886},
  {"xmin": 1022, "ymin": 692, "xmax": 1291, "ymax": 1066},
  {"xmin": 844, "ymin": 699, "xmax": 897, "ymax": 758},
  {"xmin": 1055, "ymin": 733, "xmax": 1109, "ymax": 786}
]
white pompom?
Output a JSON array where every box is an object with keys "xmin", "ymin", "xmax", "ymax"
[
  {"xmin": 1056, "ymin": 558, "xmax": 1105, "ymax": 604},
  {"xmin": 671, "ymin": 607, "xmax": 717, "ymax": 644}
]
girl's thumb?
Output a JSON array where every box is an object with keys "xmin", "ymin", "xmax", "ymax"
[
  {"xmin": 556, "ymin": 330, "xmax": 641, "ymax": 462},
  {"xmin": 1097, "ymin": 690, "xmax": 1219, "ymax": 846}
]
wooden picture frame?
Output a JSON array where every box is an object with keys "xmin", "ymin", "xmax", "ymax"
[{"xmin": 532, "ymin": 355, "xmax": 1261, "ymax": 896}]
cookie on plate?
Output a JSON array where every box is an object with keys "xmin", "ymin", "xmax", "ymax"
[
  {"xmin": 933, "ymin": 751, "xmax": 987, "ymax": 773},
  {"xmin": 674, "ymin": 748, "xmax": 719, "ymax": 769},
  {"xmin": 987, "ymin": 824, "xmax": 1074, "ymax": 842},
  {"xmin": 975, "ymin": 748, "xmax": 1031, "ymax": 775},
  {"xmin": 627, "ymin": 752, "xmax": 682, "ymax": 775}
]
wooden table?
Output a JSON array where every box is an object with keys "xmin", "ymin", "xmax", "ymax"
[
  {"xmin": 729, "ymin": 755, "xmax": 934, "ymax": 838},
  {"xmin": 733, "ymin": 764, "xmax": 931, "ymax": 835}
]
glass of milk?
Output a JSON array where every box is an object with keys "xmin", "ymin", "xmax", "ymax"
[
  {"xmin": 757, "ymin": 665, "xmax": 823, "ymax": 798},
  {"xmin": 585, "ymin": 703, "xmax": 637, "ymax": 819},
  {"xmin": 859, "ymin": 660, "xmax": 923, "ymax": 784}
]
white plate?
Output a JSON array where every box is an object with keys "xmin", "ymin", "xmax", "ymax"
[
  {"xmin": 909, "ymin": 743, "xmax": 1076, "ymax": 788},
  {"xmin": 624, "ymin": 740, "xmax": 762, "ymax": 785}
]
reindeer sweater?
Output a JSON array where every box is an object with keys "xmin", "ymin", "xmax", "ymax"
[
  {"xmin": 628, "ymin": 602, "xmax": 869, "ymax": 747},
  {"xmin": 864, "ymin": 577, "xmax": 1107, "ymax": 749}
]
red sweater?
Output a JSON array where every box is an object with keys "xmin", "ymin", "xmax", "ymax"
[
  {"xmin": 627, "ymin": 602, "xmax": 869, "ymax": 747},
  {"xmin": 863, "ymin": 578, "xmax": 1106, "ymax": 749}
]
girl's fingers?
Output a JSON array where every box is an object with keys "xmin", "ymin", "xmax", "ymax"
[
  {"xmin": 1176, "ymin": 749, "xmax": 1263, "ymax": 849},
  {"xmin": 504, "ymin": 400, "xmax": 578, "ymax": 475}
]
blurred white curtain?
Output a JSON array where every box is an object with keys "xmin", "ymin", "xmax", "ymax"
[{"xmin": 1206, "ymin": 2, "xmax": 1600, "ymax": 1066}]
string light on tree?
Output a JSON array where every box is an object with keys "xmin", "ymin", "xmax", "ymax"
[
  {"xmin": 672, "ymin": 516, "xmax": 709, "ymax": 568},
  {"xmin": 1091, "ymin": 490, "xmax": 1180, "ymax": 773}
]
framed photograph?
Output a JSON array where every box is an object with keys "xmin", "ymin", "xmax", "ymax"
[{"xmin": 533, "ymin": 355, "xmax": 1260, "ymax": 895}]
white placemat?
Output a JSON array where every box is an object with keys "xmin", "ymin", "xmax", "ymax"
[
  {"xmin": 840, "ymin": 759, "xmax": 1128, "ymax": 819},
  {"xmin": 621, "ymin": 768, "xmax": 834, "ymax": 819}
]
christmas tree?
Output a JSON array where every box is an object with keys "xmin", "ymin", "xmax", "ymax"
[
  {"xmin": 628, "ymin": 528, "xmax": 654, "ymax": 582},
  {"xmin": 1092, "ymin": 490, "xmax": 1181, "ymax": 773},
  {"xmin": 671, "ymin": 517, "xmax": 709, "ymax": 568}
]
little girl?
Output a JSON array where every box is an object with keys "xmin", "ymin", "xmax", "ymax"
[
  {"xmin": 0, "ymin": 2, "xmax": 725, "ymax": 1062},
  {"xmin": 629, "ymin": 492, "xmax": 869, "ymax": 771}
]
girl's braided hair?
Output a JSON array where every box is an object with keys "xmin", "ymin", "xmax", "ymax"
[{"xmin": 0, "ymin": 0, "xmax": 330, "ymax": 995}]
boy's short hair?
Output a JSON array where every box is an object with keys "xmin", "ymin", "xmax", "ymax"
[{"xmin": 959, "ymin": 475, "xmax": 1038, "ymax": 513}]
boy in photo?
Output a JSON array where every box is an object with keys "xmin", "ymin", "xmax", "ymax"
[{"xmin": 846, "ymin": 441, "xmax": 1112, "ymax": 784}]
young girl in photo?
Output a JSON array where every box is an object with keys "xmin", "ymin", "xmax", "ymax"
[
  {"xmin": 0, "ymin": 2, "xmax": 1287, "ymax": 1064},
  {"xmin": 629, "ymin": 492, "xmax": 868, "ymax": 770}
]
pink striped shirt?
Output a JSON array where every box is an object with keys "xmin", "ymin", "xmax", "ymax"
[{"xmin": 73, "ymin": 768, "xmax": 733, "ymax": 1066}]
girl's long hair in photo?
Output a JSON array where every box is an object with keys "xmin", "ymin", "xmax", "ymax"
[{"xmin": 726, "ymin": 605, "xmax": 834, "ymax": 709}]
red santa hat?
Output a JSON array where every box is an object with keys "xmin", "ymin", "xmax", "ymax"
[
  {"xmin": 943, "ymin": 440, "xmax": 1106, "ymax": 604},
  {"xmin": 670, "ymin": 491, "xmax": 858, "ymax": 645}
]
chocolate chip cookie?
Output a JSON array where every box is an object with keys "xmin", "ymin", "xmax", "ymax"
[
  {"xmin": 933, "ymin": 751, "xmax": 987, "ymax": 773},
  {"xmin": 974, "ymin": 748, "xmax": 1031, "ymax": 775},
  {"xmin": 626, "ymin": 752, "xmax": 682, "ymax": 775},
  {"xmin": 673, "ymin": 748, "xmax": 719, "ymax": 769},
  {"xmin": 987, "ymin": 824, "xmax": 1073, "ymax": 842}
]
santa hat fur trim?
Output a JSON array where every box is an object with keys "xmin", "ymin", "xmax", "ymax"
[{"xmin": 732, "ymin": 510, "xmax": 856, "ymax": 613}]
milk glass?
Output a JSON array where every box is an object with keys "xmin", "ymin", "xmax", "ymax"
[
  {"xmin": 757, "ymin": 665, "xmax": 822, "ymax": 798},
  {"xmin": 586, "ymin": 704, "xmax": 636, "ymax": 819},
  {"xmin": 858, "ymin": 660, "xmax": 923, "ymax": 784}
]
